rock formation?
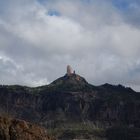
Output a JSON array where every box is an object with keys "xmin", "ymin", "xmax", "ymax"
[
  {"xmin": 67, "ymin": 65, "xmax": 73, "ymax": 75},
  {"xmin": 0, "ymin": 116, "xmax": 55, "ymax": 140}
]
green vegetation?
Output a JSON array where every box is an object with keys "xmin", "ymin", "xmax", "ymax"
[
  {"xmin": 46, "ymin": 122, "xmax": 106, "ymax": 139},
  {"xmin": 47, "ymin": 123, "xmax": 140, "ymax": 140}
]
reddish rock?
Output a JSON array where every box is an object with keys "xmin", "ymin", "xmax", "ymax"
[{"xmin": 0, "ymin": 116, "xmax": 55, "ymax": 140}]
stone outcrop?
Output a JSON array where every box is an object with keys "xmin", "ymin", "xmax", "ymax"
[{"xmin": 0, "ymin": 116, "xmax": 55, "ymax": 140}]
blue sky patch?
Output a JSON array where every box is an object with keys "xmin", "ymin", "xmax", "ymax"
[
  {"xmin": 112, "ymin": 0, "xmax": 130, "ymax": 11},
  {"xmin": 47, "ymin": 9, "xmax": 61, "ymax": 16}
]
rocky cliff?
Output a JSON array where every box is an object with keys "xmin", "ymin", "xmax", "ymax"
[{"xmin": 0, "ymin": 73, "xmax": 140, "ymax": 139}]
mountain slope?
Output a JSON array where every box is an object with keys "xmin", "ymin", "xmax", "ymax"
[
  {"xmin": 0, "ymin": 74, "xmax": 140, "ymax": 124},
  {"xmin": 39, "ymin": 73, "xmax": 94, "ymax": 92},
  {"xmin": 0, "ymin": 73, "xmax": 140, "ymax": 139}
]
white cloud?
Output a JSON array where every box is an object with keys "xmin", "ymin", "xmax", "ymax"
[{"xmin": 0, "ymin": 0, "xmax": 140, "ymax": 91}]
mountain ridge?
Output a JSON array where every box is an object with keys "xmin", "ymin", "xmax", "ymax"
[
  {"xmin": 0, "ymin": 73, "xmax": 140, "ymax": 139},
  {"xmin": 0, "ymin": 73, "xmax": 136, "ymax": 93}
]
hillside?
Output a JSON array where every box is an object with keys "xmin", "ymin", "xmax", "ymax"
[{"xmin": 0, "ymin": 73, "xmax": 140, "ymax": 139}]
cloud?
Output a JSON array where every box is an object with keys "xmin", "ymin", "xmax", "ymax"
[{"xmin": 0, "ymin": 0, "xmax": 140, "ymax": 91}]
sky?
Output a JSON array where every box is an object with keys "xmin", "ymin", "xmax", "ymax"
[{"xmin": 0, "ymin": 0, "xmax": 140, "ymax": 91}]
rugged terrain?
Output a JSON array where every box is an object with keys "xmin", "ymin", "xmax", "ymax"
[
  {"xmin": 0, "ymin": 116, "xmax": 54, "ymax": 140},
  {"xmin": 0, "ymin": 73, "xmax": 140, "ymax": 139}
]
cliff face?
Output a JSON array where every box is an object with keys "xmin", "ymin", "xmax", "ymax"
[
  {"xmin": 0, "ymin": 74, "xmax": 140, "ymax": 126},
  {"xmin": 0, "ymin": 74, "xmax": 140, "ymax": 139},
  {"xmin": 0, "ymin": 116, "xmax": 54, "ymax": 140}
]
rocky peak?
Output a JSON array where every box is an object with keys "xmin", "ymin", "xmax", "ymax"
[{"xmin": 48, "ymin": 73, "xmax": 92, "ymax": 92}]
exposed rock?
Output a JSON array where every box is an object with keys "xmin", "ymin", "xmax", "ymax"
[
  {"xmin": 0, "ymin": 116, "xmax": 55, "ymax": 140},
  {"xmin": 47, "ymin": 73, "xmax": 93, "ymax": 92}
]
